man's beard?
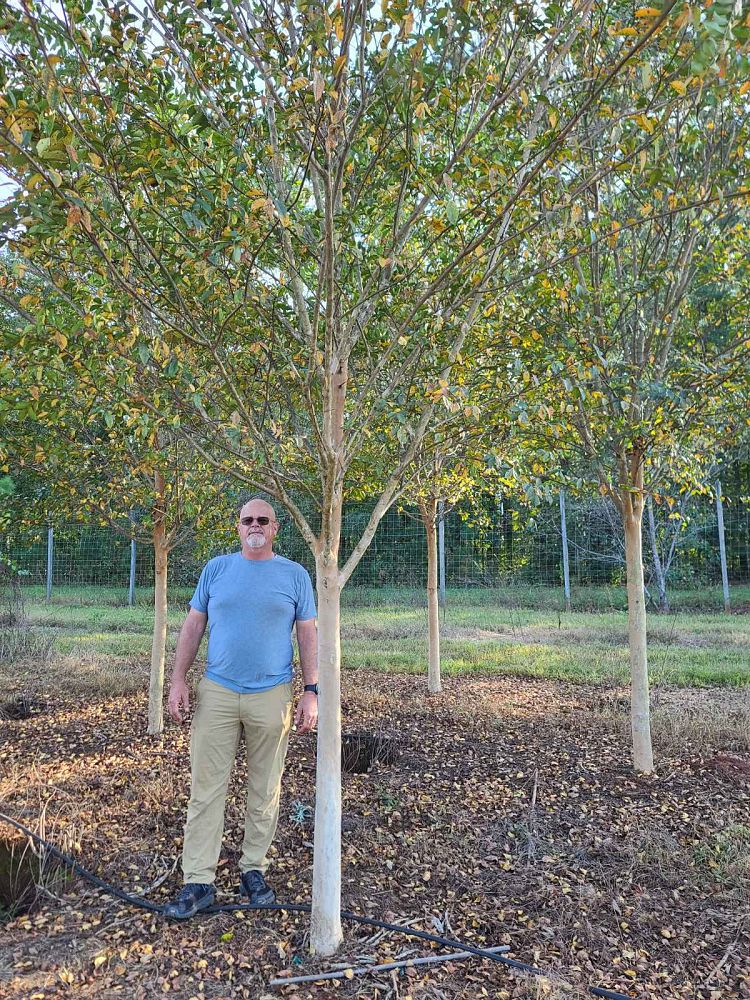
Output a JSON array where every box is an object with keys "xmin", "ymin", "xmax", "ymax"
[{"xmin": 246, "ymin": 534, "xmax": 266, "ymax": 549}]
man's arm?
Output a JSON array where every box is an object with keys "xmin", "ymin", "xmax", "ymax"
[
  {"xmin": 167, "ymin": 608, "xmax": 208, "ymax": 724},
  {"xmin": 294, "ymin": 617, "xmax": 318, "ymax": 733}
]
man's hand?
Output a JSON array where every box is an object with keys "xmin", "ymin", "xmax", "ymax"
[
  {"xmin": 294, "ymin": 691, "xmax": 318, "ymax": 734},
  {"xmin": 168, "ymin": 679, "xmax": 191, "ymax": 724}
]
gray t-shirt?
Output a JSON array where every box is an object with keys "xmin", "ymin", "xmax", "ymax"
[{"xmin": 190, "ymin": 552, "xmax": 316, "ymax": 693}]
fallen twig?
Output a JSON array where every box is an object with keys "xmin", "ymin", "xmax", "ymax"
[{"xmin": 269, "ymin": 944, "xmax": 511, "ymax": 987}]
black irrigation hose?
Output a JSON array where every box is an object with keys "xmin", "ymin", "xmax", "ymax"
[{"xmin": 0, "ymin": 811, "xmax": 632, "ymax": 1000}]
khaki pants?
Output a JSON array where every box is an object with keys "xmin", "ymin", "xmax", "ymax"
[{"xmin": 182, "ymin": 676, "xmax": 293, "ymax": 884}]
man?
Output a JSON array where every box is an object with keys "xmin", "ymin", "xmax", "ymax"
[{"xmin": 164, "ymin": 497, "xmax": 318, "ymax": 920}]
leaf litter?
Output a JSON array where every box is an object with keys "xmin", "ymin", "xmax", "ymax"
[{"xmin": 0, "ymin": 671, "xmax": 748, "ymax": 999}]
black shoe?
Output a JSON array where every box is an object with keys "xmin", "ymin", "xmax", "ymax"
[
  {"xmin": 164, "ymin": 882, "xmax": 215, "ymax": 920},
  {"xmin": 240, "ymin": 869, "xmax": 275, "ymax": 905}
]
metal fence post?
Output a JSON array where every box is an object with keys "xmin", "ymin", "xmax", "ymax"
[
  {"xmin": 438, "ymin": 500, "xmax": 446, "ymax": 610},
  {"xmin": 46, "ymin": 526, "xmax": 53, "ymax": 604},
  {"xmin": 715, "ymin": 480, "xmax": 731, "ymax": 613},
  {"xmin": 559, "ymin": 490, "xmax": 571, "ymax": 611}
]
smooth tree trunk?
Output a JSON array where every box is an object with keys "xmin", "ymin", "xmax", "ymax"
[
  {"xmin": 311, "ymin": 555, "xmax": 343, "ymax": 954},
  {"xmin": 420, "ymin": 498, "xmax": 442, "ymax": 694},
  {"xmin": 620, "ymin": 469, "xmax": 654, "ymax": 773},
  {"xmin": 148, "ymin": 472, "xmax": 168, "ymax": 736},
  {"xmin": 310, "ymin": 345, "xmax": 346, "ymax": 955}
]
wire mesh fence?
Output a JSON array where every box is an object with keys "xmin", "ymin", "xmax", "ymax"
[{"xmin": 4, "ymin": 487, "xmax": 749, "ymax": 611}]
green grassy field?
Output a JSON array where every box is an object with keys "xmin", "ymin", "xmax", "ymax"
[
  {"xmin": 20, "ymin": 580, "xmax": 750, "ymax": 612},
  {"xmin": 17, "ymin": 584, "xmax": 750, "ymax": 689}
]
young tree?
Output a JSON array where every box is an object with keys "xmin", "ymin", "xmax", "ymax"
[
  {"xmin": 410, "ymin": 454, "xmax": 480, "ymax": 695},
  {"xmin": 0, "ymin": 329, "xmax": 227, "ymax": 733},
  {"xmin": 512, "ymin": 78, "xmax": 749, "ymax": 771},
  {"xmin": 0, "ymin": 0, "xmax": 732, "ymax": 949}
]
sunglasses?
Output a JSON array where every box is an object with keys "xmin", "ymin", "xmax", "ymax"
[{"xmin": 240, "ymin": 516, "xmax": 272, "ymax": 526}]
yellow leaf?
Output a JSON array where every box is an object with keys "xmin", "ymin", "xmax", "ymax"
[
  {"xmin": 48, "ymin": 168, "xmax": 63, "ymax": 187},
  {"xmin": 634, "ymin": 7, "xmax": 660, "ymax": 16},
  {"xmin": 670, "ymin": 79, "xmax": 687, "ymax": 96},
  {"xmin": 401, "ymin": 11, "xmax": 415, "ymax": 36},
  {"xmin": 739, "ymin": 81, "xmax": 750, "ymax": 96},
  {"xmin": 313, "ymin": 70, "xmax": 324, "ymax": 102},
  {"xmin": 52, "ymin": 331, "xmax": 68, "ymax": 350},
  {"xmin": 343, "ymin": 968, "xmax": 355, "ymax": 980},
  {"xmin": 93, "ymin": 955, "xmax": 107, "ymax": 969},
  {"xmin": 617, "ymin": 26, "xmax": 638, "ymax": 36},
  {"xmin": 333, "ymin": 54, "xmax": 346, "ymax": 75},
  {"xmin": 251, "ymin": 197, "xmax": 267, "ymax": 213},
  {"xmin": 634, "ymin": 113, "xmax": 656, "ymax": 134},
  {"xmin": 89, "ymin": 152, "xmax": 102, "ymax": 168}
]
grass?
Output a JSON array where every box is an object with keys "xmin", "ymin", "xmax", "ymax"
[
  {"xmin": 342, "ymin": 636, "xmax": 750, "ymax": 686},
  {"xmin": 19, "ymin": 581, "xmax": 750, "ymax": 613},
  {"xmin": 5, "ymin": 583, "xmax": 748, "ymax": 695}
]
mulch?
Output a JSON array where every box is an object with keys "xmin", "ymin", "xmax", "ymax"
[{"xmin": 0, "ymin": 672, "xmax": 749, "ymax": 999}]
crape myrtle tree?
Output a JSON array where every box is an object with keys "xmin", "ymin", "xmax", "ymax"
[
  {"xmin": 0, "ymin": 0, "xmax": 728, "ymax": 952},
  {"xmin": 509, "ymin": 77, "xmax": 750, "ymax": 771},
  {"xmin": 404, "ymin": 436, "xmax": 502, "ymax": 695},
  {"xmin": 0, "ymin": 317, "xmax": 228, "ymax": 734}
]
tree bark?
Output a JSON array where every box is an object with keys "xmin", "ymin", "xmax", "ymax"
[
  {"xmin": 420, "ymin": 498, "xmax": 442, "ymax": 694},
  {"xmin": 311, "ymin": 554, "xmax": 343, "ymax": 955},
  {"xmin": 148, "ymin": 471, "xmax": 168, "ymax": 736},
  {"xmin": 622, "ymin": 482, "xmax": 654, "ymax": 773}
]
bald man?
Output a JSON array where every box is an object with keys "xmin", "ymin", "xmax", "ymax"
[{"xmin": 165, "ymin": 498, "xmax": 318, "ymax": 920}]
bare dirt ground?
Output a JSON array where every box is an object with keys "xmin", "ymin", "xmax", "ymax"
[{"xmin": 1, "ymin": 672, "xmax": 749, "ymax": 1000}]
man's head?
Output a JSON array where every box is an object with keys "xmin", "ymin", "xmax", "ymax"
[{"xmin": 237, "ymin": 498, "xmax": 278, "ymax": 559}]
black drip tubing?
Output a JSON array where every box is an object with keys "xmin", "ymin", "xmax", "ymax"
[{"xmin": 0, "ymin": 811, "xmax": 632, "ymax": 1000}]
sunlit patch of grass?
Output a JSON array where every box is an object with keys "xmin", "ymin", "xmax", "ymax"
[
  {"xmin": 54, "ymin": 632, "xmax": 158, "ymax": 658},
  {"xmin": 342, "ymin": 634, "xmax": 749, "ymax": 687},
  {"xmin": 27, "ymin": 604, "xmax": 185, "ymax": 634}
]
